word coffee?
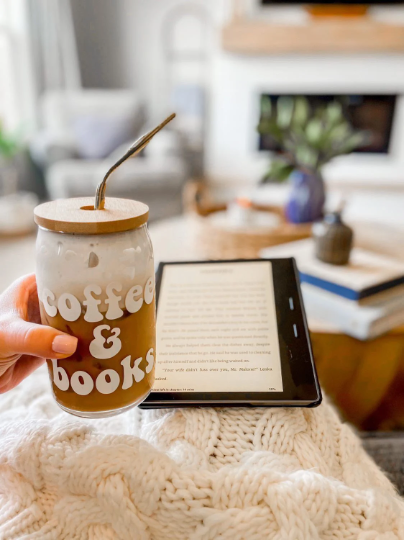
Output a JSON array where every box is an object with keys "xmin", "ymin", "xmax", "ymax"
[{"xmin": 41, "ymin": 277, "xmax": 154, "ymax": 323}]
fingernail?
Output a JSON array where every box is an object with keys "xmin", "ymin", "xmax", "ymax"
[{"xmin": 52, "ymin": 335, "xmax": 78, "ymax": 355}]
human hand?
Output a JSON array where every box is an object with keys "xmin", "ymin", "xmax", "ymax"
[{"xmin": 0, "ymin": 274, "xmax": 77, "ymax": 393}]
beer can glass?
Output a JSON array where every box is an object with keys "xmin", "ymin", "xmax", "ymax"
[{"xmin": 34, "ymin": 197, "xmax": 156, "ymax": 418}]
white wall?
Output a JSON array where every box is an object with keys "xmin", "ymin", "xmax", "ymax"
[{"xmin": 116, "ymin": 0, "xmax": 225, "ymax": 119}]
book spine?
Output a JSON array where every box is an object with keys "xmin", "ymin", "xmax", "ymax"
[
  {"xmin": 299, "ymin": 272, "xmax": 404, "ymax": 301},
  {"xmin": 370, "ymin": 310, "xmax": 404, "ymax": 338},
  {"xmin": 299, "ymin": 272, "xmax": 360, "ymax": 300},
  {"xmin": 301, "ymin": 286, "xmax": 404, "ymax": 340}
]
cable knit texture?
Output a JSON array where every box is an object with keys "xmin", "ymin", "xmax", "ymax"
[{"xmin": 0, "ymin": 365, "xmax": 403, "ymax": 539}]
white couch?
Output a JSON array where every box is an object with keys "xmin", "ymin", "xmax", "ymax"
[{"xmin": 30, "ymin": 90, "xmax": 188, "ymax": 221}]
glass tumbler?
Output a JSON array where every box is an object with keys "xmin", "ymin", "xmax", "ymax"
[{"xmin": 34, "ymin": 197, "xmax": 156, "ymax": 418}]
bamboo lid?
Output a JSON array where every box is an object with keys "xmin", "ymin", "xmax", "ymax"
[{"xmin": 34, "ymin": 197, "xmax": 149, "ymax": 235}]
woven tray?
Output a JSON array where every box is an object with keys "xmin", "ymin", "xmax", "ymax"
[{"xmin": 183, "ymin": 181, "xmax": 312, "ymax": 259}]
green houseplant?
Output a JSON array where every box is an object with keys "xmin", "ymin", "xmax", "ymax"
[
  {"xmin": 0, "ymin": 121, "xmax": 40, "ymax": 236},
  {"xmin": 257, "ymin": 96, "xmax": 368, "ymax": 223},
  {"xmin": 0, "ymin": 120, "xmax": 23, "ymax": 195}
]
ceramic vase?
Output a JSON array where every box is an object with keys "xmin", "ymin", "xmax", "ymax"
[{"xmin": 285, "ymin": 170, "xmax": 325, "ymax": 224}]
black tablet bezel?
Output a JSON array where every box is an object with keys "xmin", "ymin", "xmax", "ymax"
[{"xmin": 141, "ymin": 259, "xmax": 322, "ymax": 408}]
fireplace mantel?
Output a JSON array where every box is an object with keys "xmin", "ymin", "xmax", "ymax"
[{"xmin": 222, "ymin": 19, "xmax": 404, "ymax": 54}]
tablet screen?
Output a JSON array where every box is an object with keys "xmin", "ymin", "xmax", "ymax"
[{"xmin": 154, "ymin": 261, "xmax": 283, "ymax": 393}]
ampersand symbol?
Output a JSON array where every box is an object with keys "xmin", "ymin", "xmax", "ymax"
[{"xmin": 89, "ymin": 324, "xmax": 122, "ymax": 360}]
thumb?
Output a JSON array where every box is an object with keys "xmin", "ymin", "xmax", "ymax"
[{"xmin": 5, "ymin": 319, "xmax": 78, "ymax": 360}]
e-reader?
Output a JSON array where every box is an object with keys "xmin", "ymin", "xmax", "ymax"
[{"xmin": 140, "ymin": 259, "xmax": 321, "ymax": 408}]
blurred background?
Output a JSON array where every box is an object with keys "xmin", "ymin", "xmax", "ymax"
[{"xmin": 2, "ymin": 0, "xmax": 404, "ymax": 435}]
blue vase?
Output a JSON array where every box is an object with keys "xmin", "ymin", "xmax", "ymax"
[{"xmin": 285, "ymin": 170, "xmax": 325, "ymax": 224}]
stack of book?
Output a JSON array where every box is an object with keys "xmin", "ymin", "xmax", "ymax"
[{"xmin": 261, "ymin": 239, "xmax": 404, "ymax": 340}]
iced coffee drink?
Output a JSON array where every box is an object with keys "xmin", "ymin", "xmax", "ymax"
[{"xmin": 34, "ymin": 197, "xmax": 155, "ymax": 417}]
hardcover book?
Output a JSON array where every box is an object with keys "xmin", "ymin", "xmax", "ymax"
[{"xmin": 261, "ymin": 240, "xmax": 404, "ymax": 301}]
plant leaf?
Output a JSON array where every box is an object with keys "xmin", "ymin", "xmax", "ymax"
[
  {"xmin": 336, "ymin": 131, "xmax": 369, "ymax": 154},
  {"xmin": 261, "ymin": 96, "xmax": 272, "ymax": 118},
  {"xmin": 276, "ymin": 97, "xmax": 294, "ymax": 129},
  {"xmin": 257, "ymin": 119, "xmax": 284, "ymax": 144},
  {"xmin": 292, "ymin": 97, "xmax": 309, "ymax": 127},
  {"xmin": 264, "ymin": 159, "xmax": 294, "ymax": 183},
  {"xmin": 0, "ymin": 120, "xmax": 22, "ymax": 159},
  {"xmin": 295, "ymin": 145, "xmax": 318, "ymax": 169},
  {"xmin": 305, "ymin": 118, "xmax": 323, "ymax": 146},
  {"xmin": 326, "ymin": 101, "xmax": 343, "ymax": 126}
]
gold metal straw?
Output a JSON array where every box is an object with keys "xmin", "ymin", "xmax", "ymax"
[{"xmin": 94, "ymin": 112, "xmax": 176, "ymax": 210}]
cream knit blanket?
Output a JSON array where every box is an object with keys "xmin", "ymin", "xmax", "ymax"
[{"xmin": 0, "ymin": 365, "xmax": 403, "ymax": 540}]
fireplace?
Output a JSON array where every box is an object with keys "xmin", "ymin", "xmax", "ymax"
[
  {"xmin": 258, "ymin": 94, "xmax": 397, "ymax": 154},
  {"xmin": 206, "ymin": 47, "xmax": 404, "ymax": 187}
]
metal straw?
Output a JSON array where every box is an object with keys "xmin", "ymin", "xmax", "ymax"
[{"xmin": 94, "ymin": 112, "xmax": 176, "ymax": 210}]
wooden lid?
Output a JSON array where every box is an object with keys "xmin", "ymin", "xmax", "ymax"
[{"xmin": 34, "ymin": 197, "xmax": 149, "ymax": 235}]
